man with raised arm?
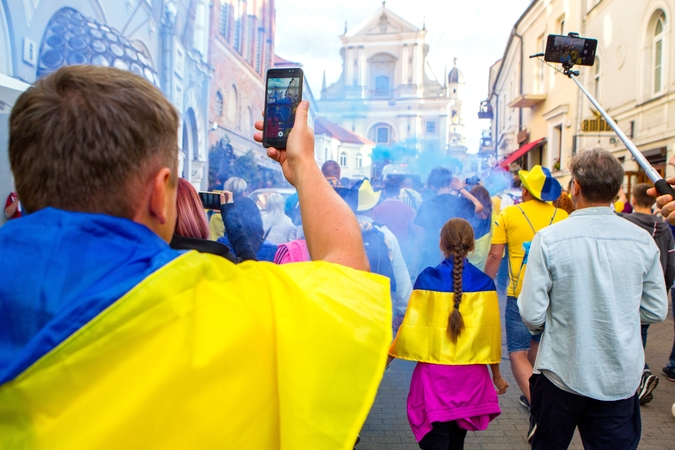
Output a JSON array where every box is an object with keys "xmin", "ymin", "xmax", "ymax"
[
  {"xmin": 0, "ymin": 66, "xmax": 391, "ymax": 449},
  {"xmin": 520, "ymin": 150, "xmax": 667, "ymax": 448}
]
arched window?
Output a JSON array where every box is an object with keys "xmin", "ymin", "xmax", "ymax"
[
  {"xmin": 593, "ymin": 57, "xmax": 601, "ymax": 101},
  {"xmin": 215, "ymin": 91, "xmax": 223, "ymax": 116},
  {"xmin": 356, "ymin": 153, "xmax": 363, "ymax": 168},
  {"xmin": 339, "ymin": 152, "xmax": 347, "ymax": 167},
  {"xmin": 653, "ymin": 11, "xmax": 667, "ymax": 95},
  {"xmin": 228, "ymin": 85, "xmax": 238, "ymax": 126},
  {"xmin": 245, "ymin": 107, "xmax": 253, "ymax": 133}
]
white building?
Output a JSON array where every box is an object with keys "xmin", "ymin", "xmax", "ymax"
[
  {"xmin": 314, "ymin": 117, "xmax": 374, "ymax": 179},
  {"xmin": 317, "ymin": 3, "xmax": 465, "ymax": 158},
  {"xmin": 485, "ymin": 0, "xmax": 675, "ymax": 195}
]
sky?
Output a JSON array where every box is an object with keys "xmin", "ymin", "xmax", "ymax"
[{"xmin": 275, "ymin": 0, "xmax": 532, "ymax": 152}]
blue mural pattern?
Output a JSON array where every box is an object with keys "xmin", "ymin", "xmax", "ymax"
[{"xmin": 37, "ymin": 7, "xmax": 159, "ymax": 86}]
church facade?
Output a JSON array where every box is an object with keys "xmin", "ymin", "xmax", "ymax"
[{"xmin": 318, "ymin": 3, "xmax": 465, "ymax": 157}]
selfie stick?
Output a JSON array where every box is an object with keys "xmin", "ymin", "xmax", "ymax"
[{"xmin": 530, "ymin": 47, "xmax": 675, "ymax": 198}]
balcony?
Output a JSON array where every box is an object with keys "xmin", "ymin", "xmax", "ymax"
[
  {"xmin": 478, "ymin": 100, "xmax": 493, "ymax": 119},
  {"xmin": 508, "ymin": 94, "xmax": 547, "ymax": 108}
]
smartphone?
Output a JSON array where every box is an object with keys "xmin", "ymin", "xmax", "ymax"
[
  {"xmin": 199, "ymin": 192, "xmax": 221, "ymax": 210},
  {"xmin": 262, "ymin": 67, "xmax": 303, "ymax": 149},
  {"xmin": 544, "ymin": 34, "xmax": 597, "ymax": 66}
]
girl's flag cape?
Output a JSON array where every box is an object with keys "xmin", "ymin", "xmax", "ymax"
[
  {"xmin": 389, "ymin": 259, "xmax": 501, "ymax": 365},
  {"xmin": 0, "ymin": 252, "xmax": 391, "ymax": 450}
]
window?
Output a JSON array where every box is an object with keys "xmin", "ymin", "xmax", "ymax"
[
  {"xmin": 375, "ymin": 76, "xmax": 389, "ymax": 96},
  {"xmin": 653, "ymin": 11, "xmax": 666, "ymax": 95},
  {"xmin": 356, "ymin": 153, "xmax": 363, "ymax": 168},
  {"xmin": 233, "ymin": 0, "xmax": 243, "ymax": 53},
  {"xmin": 553, "ymin": 124, "xmax": 563, "ymax": 168},
  {"xmin": 559, "ymin": 16, "xmax": 565, "ymax": 35},
  {"xmin": 593, "ymin": 57, "xmax": 601, "ymax": 100},
  {"xmin": 339, "ymin": 152, "xmax": 347, "ymax": 167},
  {"xmin": 535, "ymin": 34, "xmax": 545, "ymax": 94},
  {"xmin": 215, "ymin": 91, "xmax": 223, "ymax": 116},
  {"xmin": 228, "ymin": 85, "xmax": 238, "ymax": 125},
  {"xmin": 324, "ymin": 148, "xmax": 329, "ymax": 162},
  {"xmin": 255, "ymin": 28, "xmax": 264, "ymax": 73},
  {"xmin": 219, "ymin": 1, "xmax": 230, "ymax": 40},
  {"xmin": 426, "ymin": 121, "xmax": 436, "ymax": 134},
  {"xmin": 377, "ymin": 127, "xmax": 389, "ymax": 144}
]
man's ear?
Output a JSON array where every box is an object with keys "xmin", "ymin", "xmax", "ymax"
[{"xmin": 149, "ymin": 168, "xmax": 173, "ymax": 225}]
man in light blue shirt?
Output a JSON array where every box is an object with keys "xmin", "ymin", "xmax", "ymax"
[{"xmin": 518, "ymin": 149, "xmax": 668, "ymax": 449}]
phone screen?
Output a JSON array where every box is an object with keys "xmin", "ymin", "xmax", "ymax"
[
  {"xmin": 263, "ymin": 68, "xmax": 303, "ymax": 148},
  {"xmin": 544, "ymin": 35, "xmax": 597, "ymax": 66},
  {"xmin": 199, "ymin": 192, "xmax": 221, "ymax": 210}
]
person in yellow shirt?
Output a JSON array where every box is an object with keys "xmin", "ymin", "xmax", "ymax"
[{"xmin": 484, "ymin": 165, "xmax": 568, "ymax": 423}]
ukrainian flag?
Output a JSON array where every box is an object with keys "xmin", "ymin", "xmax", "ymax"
[
  {"xmin": 389, "ymin": 259, "xmax": 501, "ymax": 365},
  {"xmin": 0, "ymin": 252, "xmax": 392, "ymax": 449}
]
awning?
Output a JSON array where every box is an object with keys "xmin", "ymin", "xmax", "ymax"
[{"xmin": 499, "ymin": 138, "xmax": 546, "ymax": 169}]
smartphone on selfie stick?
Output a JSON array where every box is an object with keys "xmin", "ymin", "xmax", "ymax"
[
  {"xmin": 534, "ymin": 33, "xmax": 675, "ymax": 198},
  {"xmin": 262, "ymin": 68, "xmax": 304, "ymax": 149}
]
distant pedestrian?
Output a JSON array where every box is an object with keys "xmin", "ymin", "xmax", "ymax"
[
  {"xmin": 400, "ymin": 177, "xmax": 423, "ymax": 211},
  {"xmin": 519, "ymin": 150, "xmax": 667, "ymax": 449},
  {"xmin": 389, "ymin": 218, "xmax": 508, "ymax": 449},
  {"xmin": 483, "ymin": 165, "xmax": 568, "ymax": 425},
  {"xmin": 467, "ymin": 185, "xmax": 493, "ymax": 271},
  {"xmin": 262, "ymin": 193, "xmax": 294, "ymax": 245},
  {"xmin": 171, "ymin": 178, "xmax": 256, "ymax": 263},
  {"xmin": 373, "ymin": 178, "xmax": 417, "ymax": 268},
  {"xmin": 321, "ymin": 160, "xmax": 342, "ymax": 188},
  {"xmin": 622, "ymin": 183, "xmax": 675, "ymax": 404},
  {"xmin": 414, "ymin": 168, "xmax": 483, "ymax": 272}
]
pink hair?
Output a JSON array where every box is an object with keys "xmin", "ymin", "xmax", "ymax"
[{"xmin": 175, "ymin": 178, "xmax": 209, "ymax": 239}]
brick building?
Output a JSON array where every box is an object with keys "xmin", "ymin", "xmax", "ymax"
[{"xmin": 208, "ymin": 0, "xmax": 278, "ymax": 186}]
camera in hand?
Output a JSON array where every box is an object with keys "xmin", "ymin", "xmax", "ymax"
[
  {"xmin": 465, "ymin": 176, "xmax": 480, "ymax": 186},
  {"xmin": 544, "ymin": 34, "xmax": 597, "ymax": 67},
  {"xmin": 199, "ymin": 192, "xmax": 221, "ymax": 210},
  {"xmin": 262, "ymin": 68, "xmax": 304, "ymax": 149}
]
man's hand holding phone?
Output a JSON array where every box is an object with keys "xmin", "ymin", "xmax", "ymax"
[
  {"xmin": 220, "ymin": 190, "xmax": 234, "ymax": 205},
  {"xmin": 253, "ymin": 100, "xmax": 314, "ymax": 187}
]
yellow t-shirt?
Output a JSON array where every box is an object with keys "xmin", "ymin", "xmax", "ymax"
[
  {"xmin": 491, "ymin": 200, "xmax": 569, "ymax": 297},
  {"xmin": 209, "ymin": 213, "xmax": 225, "ymax": 241}
]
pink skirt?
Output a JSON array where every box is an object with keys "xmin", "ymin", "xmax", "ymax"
[{"xmin": 407, "ymin": 362, "xmax": 501, "ymax": 442}]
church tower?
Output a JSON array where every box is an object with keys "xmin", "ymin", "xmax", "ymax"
[{"xmin": 447, "ymin": 58, "xmax": 466, "ymax": 148}]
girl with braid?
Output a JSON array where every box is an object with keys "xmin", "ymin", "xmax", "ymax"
[{"xmin": 389, "ymin": 218, "xmax": 508, "ymax": 450}]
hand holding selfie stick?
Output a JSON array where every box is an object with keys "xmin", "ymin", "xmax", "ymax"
[{"xmin": 531, "ymin": 35, "xmax": 675, "ymax": 198}]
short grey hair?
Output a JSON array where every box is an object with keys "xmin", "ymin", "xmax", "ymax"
[
  {"xmin": 569, "ymin": 149, "xmax": 624, "ymax": 203},
  {"xmin": 224, "ymin": 177, "xmax": 247, "ymax": 198}
]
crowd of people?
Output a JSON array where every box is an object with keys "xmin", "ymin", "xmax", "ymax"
[{"xmin": 1, "ymin": 64, "xmax": 675, "ymax": 450}]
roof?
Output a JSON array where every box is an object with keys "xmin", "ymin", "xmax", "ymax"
[
  {"xmin": 314, "ymin": 117, "xmax": 375, "ymax": 145},
  {"xmin": 345, "ymin": 3, "xmax": 420, "ymax": 37},
  {"xmin": 274, "ymin": 55, "xmax": 301, "ymax": 67},
  {"xmin": 448, "ymin": 58, "xmax": 465, "ymax": 84}
]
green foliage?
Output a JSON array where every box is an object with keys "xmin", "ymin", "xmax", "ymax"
[{"xmin": 232, "ymin": 150, "xmax": 263, "ymax": 188}]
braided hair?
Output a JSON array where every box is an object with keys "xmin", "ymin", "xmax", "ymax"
[{"xmin": 440, "ymin": 218, "xmax": 475, "ymax": 342}]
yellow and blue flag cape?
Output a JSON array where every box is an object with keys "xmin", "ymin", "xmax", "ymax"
[
  {"xmin": 389, "ymin": 258, "xmax": 501, "ymax": 365},
  {"xmin": 0, "ymin": 209, "xmax": 392, "ymax": 450}
]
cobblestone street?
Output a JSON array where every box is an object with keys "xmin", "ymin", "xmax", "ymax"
[{"xmin": 358, "ymin": 295, "xmax": 675, "ymax": 449}]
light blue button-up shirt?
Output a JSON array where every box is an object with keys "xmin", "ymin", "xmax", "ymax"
[{"xmin": 518, "ymin": 206, "xmax": 668, "ymax": 401}]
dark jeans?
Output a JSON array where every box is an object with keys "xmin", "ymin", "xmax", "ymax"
[
  {"xmin": 668, "ymin": 287, "xmax": 675, "ymax": 368},
  {"xmin": 418, "ymin": 421, "xmax": 467, "ymax": 450},
  {"xmin": 530, "ymin": 374, "xmax": 641, "ymax": 450}
]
